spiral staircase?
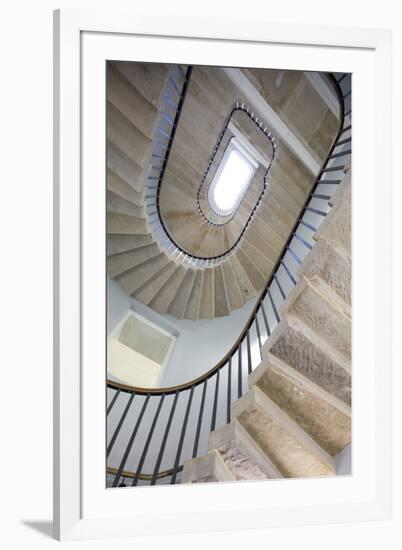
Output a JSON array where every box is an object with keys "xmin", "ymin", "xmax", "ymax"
[
  {"xmin": 106, "ymin": 63, "xmax": 352, "ymax": 487},
  {"xmin": 107, "ymin": 62, "xmax": 336, "ymax": 320}
]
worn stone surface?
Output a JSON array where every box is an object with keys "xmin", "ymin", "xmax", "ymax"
[
  {"xmin": 199, "ymin": 268, "xmax": 215, "ymax": 319},
  {"xmin": 111, "ymin": 61, "xmax": 168, "ymax": 107},
  {"xmin": 238, "ymin": 404, "xmax": 335, "ymax": 478},
  {"xmin": 269, "ymin": 317, "xmax": 351, "ymax": 405},
  {"xmin": 107, "ymin": 190, "xmax": 144, "ymax": 218},
  {"xmin": 107, "ymin": 243, "xmax": 160, "ymax": 279},
  {"xmin": 149, "ymin": 265, "xmax": 187, "ymax": 314},
  {"xmin": 107, "ymin": 63, "xmax": 158, "ymax": 139},
  {"xmin": 107, "ymin": 212, "xmax": 148, "ymax": 235},
  {"xmin": 107, "ymin": 234, "xmax": 153, "ymax": 256},
  {"xmin": 116, "ymin": 254, "xmax": 170, "ymax": 296},
  {"xmin": 134, "ymin": 262, "xmax": 178, "ymax": 305},
  {"xmin": 218, "ymin": 440, "xmax": 267, "ymax": 481},
  {"xmin": 301, "ymin": 239, "xmax": 351, "ymax": 306},
  {"xmin": 168, "ymin": 269, "xmax": 197, "ymax": 319},
  {"xmin": 107, "ymin": 102, "xmax": 151, "ymax": 170},
  {"xmin": 319, "ymin": 179, "xmax": 351, "ymax": 253},
  {"xmin": 256, "ymin": 362, "xmax": 351, "ymax": 456},
  {"xmin": 222, "ymin": 261, "xmax": 244, "ymax": 311},
  {"xmin": 106, "ymin": 141, "xmax": 144, "ymax": 193},
  {"xmin": 184, "ymin": 270, "xmax": 203, "ymax": 320},
  {"xmin": 107, "ymin": 168, "xmax": 143, "ymax": 206},
  {"xmin": 289, "ymin": 281, "xmax": 351, "ymax": 360}
]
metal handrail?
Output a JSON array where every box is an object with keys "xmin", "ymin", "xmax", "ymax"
[{"xmin": 107, "ymin": 72, "xmax": 351, "ymax": 487}]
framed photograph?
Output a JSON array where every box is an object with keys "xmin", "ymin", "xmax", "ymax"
[{"xmin": 53, "ymin": 8, "xmax": 392, "ymax": 541}]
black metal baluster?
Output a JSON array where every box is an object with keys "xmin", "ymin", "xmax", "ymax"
[
  {"xmin": 132, "ymin": 395, "xmax": 165, "ymax": 486},
  {"xmin": 261, "ymin": 302, "xmax": 271, "ymax": 337},
  {"xmin": 227, "ymin": 357, "xmax": 232, "ymax": 424},
  {"xmin": 268, "ymin": 287, "xmax": 280, "ymax": 324},
  {"xmin": 112, "ymin": 394, "xmax": 150, "ymax": 487},
  {"xmin": 107, "ymin": 392, "xmax": 135, "ymax": 458},
  {"xmin": 193, "ymin": 381, "xmax": 207, "ymax": 458},
  {"xmin": 246, "ymin": 330, "xmax": 252, "ymax": 374},
  {"xmin": 211, "ymin": 371, "xmax": 220, "ymax": 431},
  {"xmin": 107, "ymin": 389, "xmax": 120, "ymax": 415},
  {"xmin": 238, "ymin": 343, "xmax": 243, "ymax": 398},
  {"xmin": 255, "ymin": 317, "xmax": 262, "ymax": 360},
  {"xmin": 171, "ymin": 386, "xmax": 195, "ymax": 484},
  {"xmin": 151, "ymin": 391, "xmax": 179, "ymax": 485}
]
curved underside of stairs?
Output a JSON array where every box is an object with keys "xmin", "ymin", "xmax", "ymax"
[{"xmin": 106, "ymin": 62, "xmax": 341, "ymax": 320}]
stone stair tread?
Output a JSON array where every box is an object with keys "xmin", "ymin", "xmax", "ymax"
[
  {"xmin": 107, "ymin": 63, "xmax": 158, "ymax": 139},
  {"xmin": 107, "ymin": 141, "xmax": 145, "ymax": 194},
  {"xmin": 107, "ymin": 243, "xmax": 161, "ymax": 279},
  {"xmin": 168, "ymin": 269, "xmax": 198, "ymax": 319},
  {"xmin": 116, "ymin": 253, "xmax": 171, "ymax": 296},
  {"xmin": 134, "ymin": 261, "xmax": 178, "ymax": 305},
  {"xmin": 107, "ymin": 234, "xmax": 153, "ymax": 256},
  {"xmin": 107, "ymin": 168, "xmax": 143, "ymax": 206},
  {"xmin": 237, "ymin": 403, "xmax": 335, "ymax": 478},
  {"xmin": 221, "ymin": 260, "xmax": 245, "ymax": 311},
  {"xmin": 149, "ymin": 265, "xmax": 188, "ymax": 314},
  {"xmin": 298, "ymin": 237, "xmax": 351, "ymax": 306},
  {"xmin": 107, "ymin": 212, "xmax": 148, "ymax": 235},
  {"xmin": 106, "ymin": 190, "xmax": 144, "ymax": 218},
  {"xmin": 107, "ymin": 102, "xmax": 152, "ymax": 170},
  {"xmin": 250, "ymin": 353, "xmax": 351, "ymax": 456},
  {"xmin": 280, "ymin": 276, "xmax": 351, "ymax": 361},
  {"xmin": 111, "ymin": 61, "xmax": 168, "ymax": 107},
  {"xmin": 266, "ymin": 314, "xmax": 351, "ymax": 405},
  {"xmin": 216, "ymin": 439, "xmax": 267, "ymax": 481},
  {"xmin": 184, "ymin": 270, "xmax": 203, "ymax": 320}
]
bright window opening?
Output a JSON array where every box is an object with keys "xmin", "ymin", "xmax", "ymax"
[{"xmin": 209, "ymin": 138, "xmax": 258, "ymax": 216}]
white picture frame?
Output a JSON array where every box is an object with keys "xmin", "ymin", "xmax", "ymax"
[{"xmin": 53, "ymin": 8, "xmax": 392, "ymax": 541}]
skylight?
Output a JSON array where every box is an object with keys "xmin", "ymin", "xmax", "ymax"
[{"xmin": 209, "ymin": 138, "xmax": 258, "ymax": 216}]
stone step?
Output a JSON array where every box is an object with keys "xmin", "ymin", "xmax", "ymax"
[
  {"xmin": 240, "ymin": 239, "xmax": 275, "ymax": 279},
  {"xmin": 133, "ymin": 261, "xmax": 178, "ymax": 305},
  {"xmin": 107, "ymin": 243, "xmax": 161, "ymax": 279},
  {"xmin": 106, "ymin": 190, "xmax": 144, "ymax": 218},
  {"xmin": 116, "ymin": 253, "xmax": 171, "ymax": 296},
  {"xmin": 198, "ymin": 268, "xmax": 214, "ymax": 319},
  {"xmin": 265, "ymin": 314, "xmax": 351, "ymax": 405},
  {"xmin": 248, "ymin": 353, "xmax": 351, "ymax": 457},
  {"xmin": 107, "ymin": 102, "xmax": 152, "ymax": 170},
  {"xmin": 111, "ymin": 61, "xmax": 168, "ymax": 108},
  {"xmin": 234, "ymin": 395, "xmax": 335, "ymax": 479},
  {"xmin": 221, "ymin": 260, "xmax": 245, "ymax": 311},
  {"xmin": 107, "ymin": 168, "xmax": 143, "ymax": 206},
  {"xmin": 168, "ymin": 269, "xmax": 198, "ymax": 319},
  {"xmin": 298, "ymin": 237, "xmax": 351, "ymax": 306},
  {"xmin": 208, "ymin": 423, "xmax": 274, "ymax": 481},
  {"xmin": 244, "ymin": 225, "xmax": 279, "ymax": 266},
  {"xmin": 182, "ymin": 450, "xmax": 235, "ymax": 484},
  {"xmin": 228, "ymin": 254, "xmax": 257, "ymax": 303},
  {"xmin": 184, "ymin": 270, "xmax": 203, "ymax": 320},
  {"xmin": 236, "ymin": 248, "xmax": 265, "ymax": 292},
  {"xmin": 107, "ymin": 212, "xmax": 148, "ymax": 235},
  {"xmin": 107, "ymin": 141, "xmax": 145, "ymax": 194},
  {"xmin": 107, "ymin": 234, "xmax": 153, "ymax": 256},
  {"xmin": 149, "ymin": 265, "xmax": 188, "ymax": 314},
  {"xmin": 216, "ymin": 438, "xmax": 268, "ymax": 481},
  {"xmin": 280, "ymin": 275, "xmax": 351, "ymax": 361},
  {"xmin": 107, "ymin": 64, "xmax": 158, "ymax": 139},
  {"xmin": 314, "ymin": 170, "xmax": 351, "ymax": 253},
  {"xmin": 214, "ymin": 265, "xmax": 230, "ymax": 317}
]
